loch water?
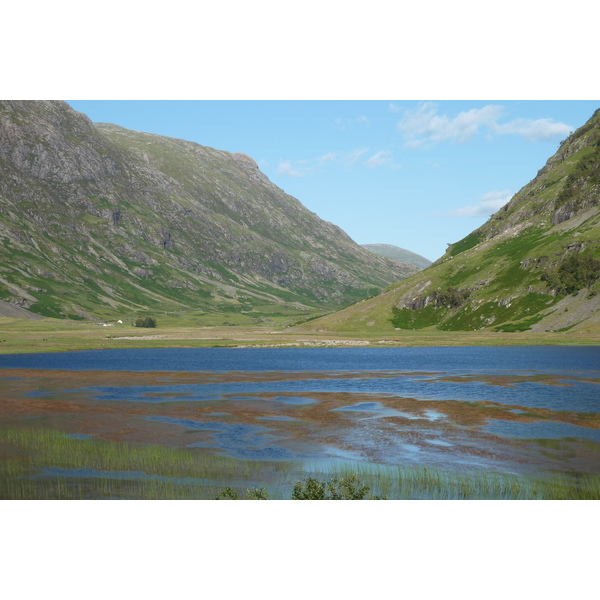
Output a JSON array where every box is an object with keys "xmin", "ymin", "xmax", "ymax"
[{"xmin": 1, "ymin": 346, "xmax": 599, "ymax": 490}]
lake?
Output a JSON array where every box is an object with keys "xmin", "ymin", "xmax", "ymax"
[{"xmin": 1, "ymin": 346, "xmax": 599, "ymax": 499}]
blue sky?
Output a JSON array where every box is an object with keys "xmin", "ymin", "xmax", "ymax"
[{"xmin": 67, "ymin": 100, "xmax": 599, "ymax": 261}]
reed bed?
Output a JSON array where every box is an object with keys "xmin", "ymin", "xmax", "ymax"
[
  {"xmin": 0, "ymin": 426, "xmax": 294, "ymax": 500},
  {"xmin": 2, "ymin": 426, "xmax": 599, "ymax": 500},
  {"xmin": 313, "ymin": 462, "xmax": 600, "ymax": 500}
]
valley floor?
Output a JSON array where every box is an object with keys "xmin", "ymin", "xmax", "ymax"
[{"xmin": 1, "ymin": 317, "xmax": 599, "ymax": 354}]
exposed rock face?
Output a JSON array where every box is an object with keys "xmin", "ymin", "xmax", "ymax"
[
  {"xmin": 232, "ymin": 153, "xmax": 259, "ymax": 168},
  {"xmin": 0, "ymin": 299, "xmax": 45, "ymax": 320},
  {"xmin": 0, "ymin": 101, "xmax": 418, "ymax": 319}
]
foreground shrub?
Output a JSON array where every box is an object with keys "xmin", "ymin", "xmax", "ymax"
[
  {"xmin": 214, "ymin": 474, "xmax": 384, "ymax": 500},
  {"xmin": 291, "ymin": 474, "xmax": 375, "ymax": 500}
]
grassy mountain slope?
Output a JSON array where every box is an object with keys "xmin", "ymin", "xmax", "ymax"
[
  {"xmin": 296, "ymin": 108, "xmax": 600, "ymax": 335},
  {"xmin": 0, "ymin": 101, "xmax": 418, "ymax": 321},
  {"xmin": 361, "ymin": 244, "xmax": 432, "ymax": 269}
]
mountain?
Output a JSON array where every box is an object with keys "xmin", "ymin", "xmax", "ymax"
[
  {"xmin": 297, "ymin": 109, "xmax": 600, "ymax": 334},
  {"xmin": 0, "ymin": 101, "xmax": 418, "ymax": 320},
  {"xmin": 361, "ymin": 244, "xmax": 432, "ymax": 269}
]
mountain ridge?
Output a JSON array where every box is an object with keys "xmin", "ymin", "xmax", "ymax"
[{"xmin": 0, "ymin": 101, "xmax": 418, "ymax": 321}]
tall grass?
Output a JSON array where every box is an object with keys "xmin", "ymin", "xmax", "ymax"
[
  {"xmin": 0, "ymin": 426, "xmax": 295, "ymax": 500},
  {"xmin": 2, "ymin": 426, "xmax": 599, "ymax": 500},
  {"xmin": 315, "ymin": 462, "xmax": 600, "ymax": 500}
]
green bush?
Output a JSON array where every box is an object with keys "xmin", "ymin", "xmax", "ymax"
[
  {"xmin": 134, "ymin": 316, "xmax": 157, "ymax": 328},
  {"xmin": 246, "ymin": 487, "xmax": 269, "ymax": 500},
  {"xmin": 542, "ymin": 254, "xmax": 600, "ymax": 295},
  {"xmin": 430, "ymin": 287, "xmax": 471, "ymax": 309},
  {"xmin": 214, "ymin": 486, "xmax": 268, "ymax": 500},
  {"xmin": 214, "ymin": 487, "xmax": 239, "ymax": 500},
  {"xmin": 214, "ymin": 473, "xmax": 385, "ymax": 500},
  {"xmin": 292, "ymin": 474, "xmax": 372, "ymax": 500}
]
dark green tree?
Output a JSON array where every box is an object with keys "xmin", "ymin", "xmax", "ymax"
[
  {"xmin": 542, "ymin": 254, "xmax": 600, "ymax": 295},
  {"xmin": 134, "ymin": 316, "xmax": 157, "ymax": 328}
]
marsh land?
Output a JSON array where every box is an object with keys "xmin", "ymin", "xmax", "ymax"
[{"xmin": 1, "ymin": 343, "xmax": 599, "ymax": 500}]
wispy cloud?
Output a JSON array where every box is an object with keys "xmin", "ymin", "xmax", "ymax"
[
  {"xmin": 365, "ymin": 150, "xmax": 400, "ymax": 170},
  {"xmin": 398, "ymin": 102, "xmax": 572, "ymax": 147},
  {"xmin": 277, "ymin": 160, "xmax": 306, "ymax": 177},
  {"xmin": 398, "ymin": 103, "xmax": 503, "ymax": 147},
  {"xmin": 440, "ymin": 190, "xmax": 513, "ymax": 218},
  {"xmin": 492, "ymin": 118, "xmax": 572, "ymax": 141},
  {"xmin": 276, "ymin": 148, "xmax": 369, "ymax": 177},
  {"xmin": 345, "ymin": 147, "xmax": 370, "ymax": 165},
  {"xmin": 334, "ymin": 115, "xmax": 370, "ymax": 130}
]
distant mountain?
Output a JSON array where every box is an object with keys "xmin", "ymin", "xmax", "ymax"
[
  {"xmin": 297, "ymin": 108, "xmax": 600, "ymax": 334},
  {"xmin": 0, "ymin": 101, "xmax": 419, "ymax": 320},
  {"xmin": 361, "ymin": 244, "xmax": 432, "ymax": 269}
]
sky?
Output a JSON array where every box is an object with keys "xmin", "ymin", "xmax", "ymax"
[{"xmin": 66, "ymin": 100, "xmax": 599, "ymax": 262}]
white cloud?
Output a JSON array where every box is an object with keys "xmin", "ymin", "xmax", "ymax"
[
  {"xmin": 397, "ymin": 102, "xmax": 573, "ymax": 147},
  {"xmin": 334, "ymin": 115, "xmax": 370, "ymax": 130},
  {"xmin": 316, "ymin": 152, "xmax": 338, "ymax": 166},
  {"xmin": 277, "ymin": 148, "xmax": 368, "ymax": 176},
  {"xmin": 398, "ymin": 103, "xmax": 503, "ymax": 147},
  {"xmin": 366, "ymin": 150, "xmax": 391, "ymax": 167},
  {"xmin": 492, "ymin": 117, "xmax": 572, "ymax": 141},
  {"xmin": 388, "ymin": 102, "xmax": 402, "ymax": 113},
  {"xmin": 276, "ymin": 160, "xmax": 307, "ymax": 177},
  {"xmin": 345, "ymin": 147, "xmax": 369, "ymax": 165},
  {"xmin": 441, "ymin": 190, "xmax": 513, "ymax": 218},
  {"xmin": 365, "ymin": 150, "xmax": 400, "ymax": 170}
]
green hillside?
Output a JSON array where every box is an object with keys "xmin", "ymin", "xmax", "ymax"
[
  {"xmin": 296, "ymin": 109, "xmax": 600, "ymax": 335},
  {"xmin": 361, "ymin": 244, "xmax": 432, "ymax": 269},
  {"xmin": 0, "ymin": 101, "xmax": 418, "ymax": 322}
]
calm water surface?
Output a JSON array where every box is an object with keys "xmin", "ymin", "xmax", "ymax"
[{"xmin": 1, "ymin": 345, "xmax": 599, "ymax": 373}]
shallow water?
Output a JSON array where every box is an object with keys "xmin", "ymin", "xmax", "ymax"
[{"xmin": 1, "ymin": 346, "xmax": 599, "ymax": 480}]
